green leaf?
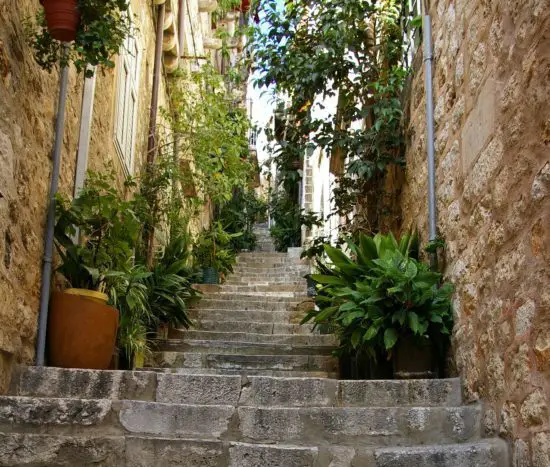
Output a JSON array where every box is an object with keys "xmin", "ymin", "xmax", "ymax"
[
  {"xmin": 384, "ymin": 328, "xmax": 398, "ymax": 349},
  {"xmin": 408, "ymin": 311, "xmax": 420, "ymax": 334},
  {"xmin": 315, "ymin": 306, "xmax": 339, "ymax": 322},
  {"xmin": 310, "ymin": 274, "xmax": 347, "ymax": 286},
  {"xmin": 339, "ymin": 301, "xmax": 359, "ymax": 312},
  {"xmin": 323, "ymin": 245, "xmax": 354, "ymax": 270},
  {"xmin": 351, "ymin": 329, "xmax": 362, "ymax": 349},
  {"xmin": 363, "ymin": 326, "xmax": 379, "ymax": 341}
]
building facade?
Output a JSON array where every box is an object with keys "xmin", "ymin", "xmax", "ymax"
[{"xmin": 0, "ymin": 0, "xmax": 248, "ymax": 393}]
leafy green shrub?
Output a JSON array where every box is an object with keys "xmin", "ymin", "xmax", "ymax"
[
  {"xmin": 218, "ymin": 189, "xmax": 267, "ymax": 251},
  {"xmin": 269, "ymin": 190, "xmax": 322, "ymax": 252},
  {"xmin": 303, "ymin": 232, "xmax": 453, "ymax": 362},
  {"xmin": 54, "ymin": 171, "xmax": 141, "ymax": 291},
  {"xmin": 194, "ymin": 222, "xmax": 242, "ymax": 276}
]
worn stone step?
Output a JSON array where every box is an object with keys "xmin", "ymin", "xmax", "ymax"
[
  {"xmin": 190, "ymin": 308, "xmax": 304, "ymax": 324},
  {"xmin": 168, "ymin": 329, "xmax": 338, "ymax": 346},
  {"xmin": 193, "ymin": 298, "xmax": 311, "ymax": 312},
  {"xmin": 372, "ymin": 439, "xmax": 510, "ymax": 467},
  {"xmin": 224, "ymin": 277, "xmax": 306, "ymax": 286},
  {"xmin": 0, "ymin": 433, "xmax": 507, "ymax": 467},
  {"xmin": 146, "ymin": 352, "xmax": 339, "ymax": 374},
  {"xmin": 155, "ymin": 339, "xmax": 336, "ymax": 356},
  {"xmin": 191, "ymin": 320, "xmax": 316, "ymax": 334},
  {"xmin": 236, "ymin": 405, "xmax": 482, "ymax": 447},
  {"xmin": 0, "ymin": 432, "xmax": 126, "ymax": 466},
  {"xmin": 11, "ymin": 367, "xmax": 462, "ymax": 408},
  {"xmin": 219, "ymin": 284, "xmax": 306, "ymax": 293},
  {"xmin": 217, "ymin": 280, "xmax": 307, "ymax": 297},
  {"xmin": 0, "ymin": 396, "xmax": 234, "ymax": 440},
  {"xmin": 229, "ymin": 440, "xmax": 509, "ymax": 467},
  {"xmin": 143, "ymin": 368, "xmax": 339, "ymax": 378}
]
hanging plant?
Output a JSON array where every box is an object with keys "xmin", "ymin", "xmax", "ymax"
[
  {"xmin": 39, "ymin": 0, "xmax": 80, "ymax": 42},
  {"xmin": 27, "ymin": 0, "xmax": 133, "ymax": 75}
]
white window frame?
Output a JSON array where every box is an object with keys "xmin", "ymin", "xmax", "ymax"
[{"xmin": 114, "ymin": 19, "xmax": 141, "ymax": 175}]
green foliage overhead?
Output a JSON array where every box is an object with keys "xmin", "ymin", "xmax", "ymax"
[
  {"xmin": 27, "ymin": 0, "xmax": 133, "ymax": 74},
  {"xmin": 169, "ymin": 65, "xmax": 254, "ymax": 206},
  {"xmin": 302, "ymin": 232, "xmax": 453, "ymax": 360},
  {"xmin": 250, "ymin": 0, "xmax": 406, "ymax": 228}
]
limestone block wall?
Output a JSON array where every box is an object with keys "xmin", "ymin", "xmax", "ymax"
[
  {"xmin": 0, "ymin": 1, "xmax": 165, "ymax": 392},
  {"xmin": 401, "ymin": 0, "xmax": 550, "ymax": 462}
]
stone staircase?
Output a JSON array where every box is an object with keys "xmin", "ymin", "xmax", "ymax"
[
  {"xmin": 0, "ymin": 231, "xmax": 510, "ymax": 466},
  {"xmin": 253, "ymin": 223, "xmax": 276, "ymax": 252}
]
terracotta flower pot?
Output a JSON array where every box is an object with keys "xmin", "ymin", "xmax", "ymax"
[
  {"xmin": 47, "ymin": 291, "xmax": 119, "ymax": 369},
  {"xmin": 40, "ymin": 0, "xmax": 80, "ymax": 42}
]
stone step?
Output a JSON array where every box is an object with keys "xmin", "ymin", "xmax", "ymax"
[
  {"xmin": 146, "ymin": 352, "xmax": 339, "ymax": 374},
  {"xmin": 218, "ymin": 284, "xmax": 306, "ymax": 294},
  {"xmin": 372, "ymin": 439, "xmax": 510, "ymax": 467},
  {"xmin": 191, "ymin": 320, "xmax": 316, "ymax": 334},
  {"xmin": 230, "ymin": 439, "xmax": 509, "ymax": 467},
  {"xmin": 235, "ymin": 405, "xmax": 482, "ymax": 447},
  {"xmin": 215, "ymin": 290, "xmax": 305, "ymax": 298},
  {"xmin": 190, "ymin": 308, "xmax": 305, "ymax": 323},
  {"xmin": 193, "ymin": 297, "xmax": 311, "ymax": 311},
  {"xmin": 0, "ymin": 396, "xmax": 482, "ymax": 446},
  {"xmin": 155, "ymin": 339, "xmax": 336, "ymax": 356},
  {"xmin": 0, "ymin": 433, "xmax": 508, "ymax": 467},
  {"xmin": 168, "ymin": 329, "xmax": 338, "ymax": 346},
  {"xmin": 11, "ymin": 367, "xmax": 462, "ymax": 408},
  {"xmin": 143, "ymin": 368, "xmax": 339, "ymax": 378},
  {"xmin": 0, "ymin": 397, "xmax": 233, "ymax": 439},
  {"xmin": 224, "ymin": 277, "xmax": 306, "ymax": 286}
]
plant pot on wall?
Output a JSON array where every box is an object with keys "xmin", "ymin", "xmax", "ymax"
[
  {"xmin": 47, "ymin": 291, "xmax": 119, "ymax": 369},
  {"xmin": 40, "ymin": 0, "xmax": 80, "ymax": 42}
]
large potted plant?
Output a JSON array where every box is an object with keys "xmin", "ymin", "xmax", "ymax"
[
  {"xmin": 29, "ymin": 0, "xmax": 132, "ymax": 74},
  {"xmin": 303, "ymin": 232, "xmax": 454, "ymax": 379},
  {"xmin": 49, "ymin": 171, "xmax": 140, "ymax": 369}
]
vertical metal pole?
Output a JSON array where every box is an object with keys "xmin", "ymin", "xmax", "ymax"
[
  {"xmin": 36, "ymin": 47, "xmax": 70, "ymax": 366},
  {"xmin": 147, "ymin": 3, "xmax": 165, "ymax": 165},
  {"xmin": 423, "ymin": 15, "xmax": 437, "ymax": 243}
]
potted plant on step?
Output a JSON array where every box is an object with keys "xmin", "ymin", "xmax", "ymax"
[
  {"xmin": 49, "ymin": 171, "xmax": 140, "ymax": 369},
  {"xmin": 194, "ymin": 222, "xmax": 241, "ymax": 284},
  {"xmin": 28, "ymin": 0, "xmax": 132, "ymax": 75},
  {"xmin": 303, "ymin": 232, "xmax": 454, "ymax": 379}
]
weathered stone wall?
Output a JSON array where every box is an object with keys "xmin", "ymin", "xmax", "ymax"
[
  {"xmin": 401, "ymin": 0, "xmax": 550, "ymax": 463},
  {"xmin": 0, "ymin": 1, "xmax": 164, "ymax": 392}
]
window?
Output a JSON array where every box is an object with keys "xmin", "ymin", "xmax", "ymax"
[
  {"xmin": 402, "ymin": 0, "xmax": 423, "ymax": 67},
  {"xmin": 115, "ymin": 30, "xmax": 140, "ymax": 173}
]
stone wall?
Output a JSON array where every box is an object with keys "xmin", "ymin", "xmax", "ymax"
[
  {"xmin": 401, "ymin": 0, "xmax": 550, "ymax": 463},
  {"xmin": 0, "ymin": 1, "xmax": 164, "ymax": 392}
]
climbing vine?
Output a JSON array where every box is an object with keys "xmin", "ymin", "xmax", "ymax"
[{"xmin": 250, "ymin": 0, "xmax": 406, "ymax": 234}]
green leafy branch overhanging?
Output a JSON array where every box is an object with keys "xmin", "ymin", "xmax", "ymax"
[{"xmin": 249, "ymin": 0, "xmax": 407, "ymax": 232}]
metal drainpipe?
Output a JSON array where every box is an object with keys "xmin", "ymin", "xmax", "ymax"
[
  {"xmin": 147, "ymin": 2, "xmax": 166, "ymax": 165},
  {"xmin": 36, "ymin": 47, "xmax": 70, "ymax": 366},
  {"xmin": 423, "ymin": 15, "xmax": 437, "ymax": 244}
]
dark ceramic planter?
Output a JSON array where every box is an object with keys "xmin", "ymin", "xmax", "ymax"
[{"xmin": 393, "ymin": 334, "xmax": 436, "ymax": 379}]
